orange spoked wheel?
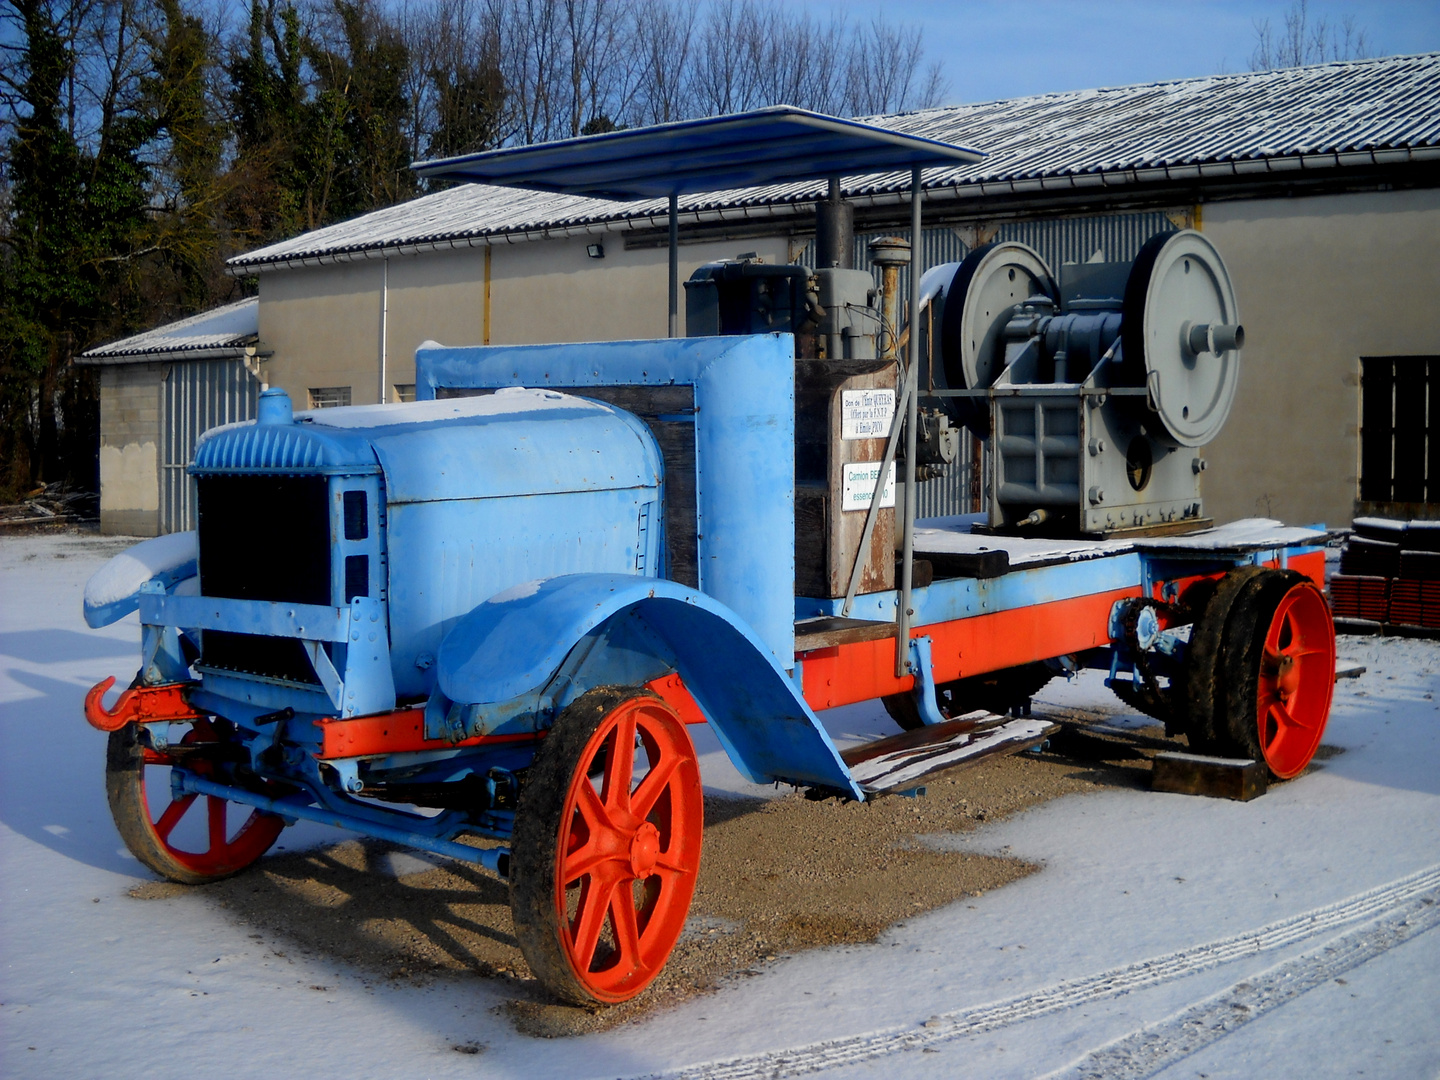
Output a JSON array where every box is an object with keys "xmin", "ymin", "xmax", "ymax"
[
  {"xmin": 105, "ymin": 718, "xmax": 285, "ymax": 884},
  {"xmin": 1220, "ymin": 572, "xmax": 1337, "ymax": 779},
  {"xmin": 510, "ymin": 686, "xmax": 703, "ymax": 1005}
]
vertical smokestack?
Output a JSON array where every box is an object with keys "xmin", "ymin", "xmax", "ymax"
[{"xmin": 815, "ymin": 177, "xmax": 854, "ymax": 269}]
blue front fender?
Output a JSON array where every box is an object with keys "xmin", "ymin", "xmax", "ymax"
[{"xmin": 435, "ymin": 573, "xmax": 862, "ymax": 798}]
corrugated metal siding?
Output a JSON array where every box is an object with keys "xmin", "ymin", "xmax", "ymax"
[
  {"xmin": 162, "ymin": 360, "xmax": 261, "ymax": 533},
  {"xmin": 994, "ymin": 212, "xmax": 1177, "ymax": 268}
]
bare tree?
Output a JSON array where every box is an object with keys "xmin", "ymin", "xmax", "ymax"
[
  {"xmin": 842, "ymin": 14, "xmax": 944, "ymax": 117},
  {"xmin": 628, "ymin": 0, "xmax": 694, "ymax": 126},
  {"xmin": 1251, "ymin": 0, "xmax": 1370, "ymax": 70}
]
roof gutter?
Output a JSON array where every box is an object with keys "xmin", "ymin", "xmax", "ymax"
[
  {"xmin": 74, "ymin": 344, "xmax": 270, "ymax": 367},
  {"xmin": 225, "ymin": 145, "xmax": 1440, "ymax": 276}
]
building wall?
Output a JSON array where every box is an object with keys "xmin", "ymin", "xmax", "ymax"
[
  {"xmin": 1202, "ymin": 188, "xmax": 1440, "ymax": 527},
  {"xmin": 99, "ymin": 362, "xmax": 164, "ymax": 537},
  {"xmin": 257, "ymin": 259, "xmax": 386, "ymax": 406},
  {"xmin": 249, "ymin": 187, "xmax": 1440, "ymax": 529},
  {"xmin": 256, "ymin": 234, "xmax": 790, "ymax": 406}
]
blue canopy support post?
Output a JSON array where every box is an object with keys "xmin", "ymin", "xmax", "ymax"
[
  {"xmin": 897, "ymin": 164, "xmax": 923, "ymax": 677},
  {"xmin": 668, "ymin": 192, "xmax": 679, "ymax": 337}
]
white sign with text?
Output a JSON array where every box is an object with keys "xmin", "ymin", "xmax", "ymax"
[
  {"xmin": 841, "ymin": 460, "xmax": 896, "ymax": 511},
  {"xmin": 840, "ymin": 388, "xmax": 896, "ymax": 440}
]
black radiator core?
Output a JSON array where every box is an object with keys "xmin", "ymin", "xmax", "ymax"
[{"xmin": 197, "ymin": 475, "xmax": 332, "ymax": 684}]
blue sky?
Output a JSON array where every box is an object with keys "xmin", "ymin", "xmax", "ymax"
[{"xmin": 794, "ymin": 0, "xmax": 1440, "ymax": 104}]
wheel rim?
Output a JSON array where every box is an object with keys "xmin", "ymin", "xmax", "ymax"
[
  {"xmin": 138, "ymin": 720, "xmax": 284, "ymax": 877},
  {"xmin": 554, "ymin": 696, "xmax": 702, "ymax": 1002},
  {"xmin": 1254, "ymin": 583, "xmax": 1335, "ymax": 778}
]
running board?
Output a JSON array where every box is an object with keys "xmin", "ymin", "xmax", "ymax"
[{"xmin": 841, "ymin": 712, "xmax": 1059, "ymax": 794}]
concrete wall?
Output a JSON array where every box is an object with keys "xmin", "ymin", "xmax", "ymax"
[
  {"xmin": 1202, "ymin": 188, "xmax": 1440, "ymax": 527},
  {"xmin": 256, "ymin": 234, "xmax": 791, "ymax": 405},
  {"xmin": 98, "ymin": 362, "xmax": 164, "ymax": 537}
]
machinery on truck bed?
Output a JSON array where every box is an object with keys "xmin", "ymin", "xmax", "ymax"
[{"xmin": 82, "ymin": 109, "xmax": 1336, "ymax": 1007}]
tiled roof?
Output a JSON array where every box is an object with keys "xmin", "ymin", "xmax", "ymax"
[
  {"xmin": 228, "ymin": 52, "xmax": 1440, "ymax": 273},
  {"xmin": 77, "ymin": 297, "xmax": 258, "ymax": 364}
]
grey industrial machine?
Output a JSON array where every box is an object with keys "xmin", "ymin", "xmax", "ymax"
[{"xmin": 931, "ymin": 230, "xmax": 1244, "ymax": 537}]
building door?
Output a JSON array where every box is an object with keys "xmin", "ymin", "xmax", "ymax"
[
  {"xmin": 161, "ymin": 358, "xmax": 261, "ymax": 533},
  {"xmin": 1360, "ymin": 356, "xmax": 1439, "ymax": 517}
]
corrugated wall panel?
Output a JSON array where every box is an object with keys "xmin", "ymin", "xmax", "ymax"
[
  {"xmin": 994, "ymin": 212, "xmax": 1177, "ymax": 269},
  {"xmin": 162, "ymin": 359, "xmax": 260, "ymax": 533}
]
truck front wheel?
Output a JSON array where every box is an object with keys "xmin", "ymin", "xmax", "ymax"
[
  {"xmin": 509, "ymin": 687, "xmax": 704, "ymax": 1005},
  {"xmin": 105, "ymin": 719, "xmax": 285, "ymax": 884}
]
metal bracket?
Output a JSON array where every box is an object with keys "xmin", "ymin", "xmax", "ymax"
[{"xmin": 907, "ymin": 636, "xmax": 948, "ymax": 726}]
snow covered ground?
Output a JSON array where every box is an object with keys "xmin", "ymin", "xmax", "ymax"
[{"xmin": 2, "ymin": 532, "xmax": 1438, "ymax": 1079}]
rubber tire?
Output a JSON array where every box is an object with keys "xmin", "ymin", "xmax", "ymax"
[
  {"xmin": 1179, "ymin": 565, "xmax": 1267, "ymax": 752},
  {"xmin": 882, "ymin": 662, "xmax": 1054, "ymax": 732},
  {"xmin": 1109, "ymin": 677, "xmax": 1172, "ymax": 726},
  {"xmin": 509, "ymin": 686, "xmax": 703, "ymax": 1006},
  {"xmin": 1215, "ymin": 571, "xmax": 1334, "ymax": 777},
  {"xmin": 105, "ymin": 722, "xmax": 283, "ymax": 885}
]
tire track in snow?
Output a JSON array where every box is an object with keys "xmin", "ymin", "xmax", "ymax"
[
  {"xmin": 631, "ymin": 864, "xmax": 1440, "ymax": 1080},
  {"xmin": 1043, "ymin": 891, "xmax": 1440, "ymax": 1080}
]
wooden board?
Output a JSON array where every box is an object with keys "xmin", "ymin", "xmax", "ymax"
[
  {"xmin": 1151, "ymin": 751, "xmax": 1268, "ymax": 802},
  {"xmin": 794, "ymin": 616, "xmax": 897, "ymax": 652}
]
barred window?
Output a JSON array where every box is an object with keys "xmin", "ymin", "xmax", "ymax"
[
  {"xmin": 393, "ymin": 384, "xmax": 416, "ymax": 403},
  {"xmin": 308, "ymin": 386, "xmax": 352, "ymax": 409}
]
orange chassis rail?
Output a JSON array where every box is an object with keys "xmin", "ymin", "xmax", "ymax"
[{"xmin": 87, "ymin": 550, "xmax": 1322, "ymax": 756}]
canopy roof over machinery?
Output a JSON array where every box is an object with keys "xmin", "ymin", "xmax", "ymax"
[
  {"xmin": 411, "ymin": 105, "xmax": 983, "ymax": 200},
  {"xmin": 413, "ymin": 105, "xmax": 985, "ymax": 337}
]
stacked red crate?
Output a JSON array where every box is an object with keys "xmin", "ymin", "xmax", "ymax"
[
  {"xmin": 1424, "ymin": 582, "xmax": 1440, "ymax": 628},
  {"xmin": 1389, "ymin": 579, "xmax": 1424, "ymax": 626},
  {"xmin": 1329, "ymin": 574, "xmax": 1390, "ymax": 621}
]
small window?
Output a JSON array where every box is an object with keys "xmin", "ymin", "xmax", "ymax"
[
  {"xmin": 342, "ymin": 490, "xmax": 368, "ymax": 540},
  {"xmin": 393, "ymin": 384, "xmax": 416, "ymax": 403},
  {"xmin": 344, "ymin": 555, "xmax": 369, "ymax": 602},
  {"xmin": 1360, "ymin": 356, "xmax": 1439, "ymax": 509},
  {"xmin": 308, "ymin": 386, "xmax": 352, "ymax": 409}
]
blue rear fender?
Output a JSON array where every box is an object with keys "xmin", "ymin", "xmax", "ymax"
[{"xmin": 430, "ymin": 573, "xmax": 862, "ymax": 798}]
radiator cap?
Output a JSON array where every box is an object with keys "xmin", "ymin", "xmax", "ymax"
[{"xmin": 256, "ymin": 387, "xmax": 294, "ymax": 426}]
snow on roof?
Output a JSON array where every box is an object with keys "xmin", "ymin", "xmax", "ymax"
[
  {"xmin": 76, "ymin": 297, "xmax": 259, "ymax": 365},
  {"xmin": 228, "ymin": 53, "xmax": 1440, "ymax": 273}
]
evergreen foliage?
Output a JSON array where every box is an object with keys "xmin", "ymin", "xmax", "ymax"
[{"xmin": 0, "ymin": 0, "xmax": 948, "ymax": 498}]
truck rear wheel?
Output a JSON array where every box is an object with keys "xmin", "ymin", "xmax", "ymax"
[
  {"xmin": 1180, "ymin": 565, "xmax": 1267, "ymax": 751},
  {"xmin": 510, "ymin": 687, "xmax": 703, "ymax": 1005},
  {"xmin": 1217, "ymin": 572, "xmax": 1336, "ymax": 778},
  {"xmin": 106, "ymin": 719, "xmax": 285, "ymax": 884}
]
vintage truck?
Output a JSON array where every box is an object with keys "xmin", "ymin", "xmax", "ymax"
[{"xmin": 83, "ymin": 109, "xmax": 1335, "ymax": 1006}]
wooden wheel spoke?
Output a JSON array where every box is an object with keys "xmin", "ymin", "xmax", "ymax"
[
  {"xmin": 607, "ymin": 882, "xmax": 644, "ymax": 975},
  {"xmin": 152, "ymin": 793, "xmax": 197, "ymax": 842},
  {"xmin": 1269, "ymin": 699, "xmax": 1314, "ymax": 733},
  {"xmin": 570, "ymin": 867, "xmax": 621, "ymax": 969},
  {"xmin": 629, "ymin": 752, "xmax": 680, "ymax": 822},
  {"xmin": 573, "ymin": 771, "xmax": 618, "ymax": 834},
  {"xmin": 206, "ymin": 796, "xmax": 228, "ymax": 853},
  {"xmin": 602, "ymin": 714, "xmax": 638, "ymax": 813},
  {"xmin": 562, "ymin": 839, "xmax": 626, "ymax": 884}
]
